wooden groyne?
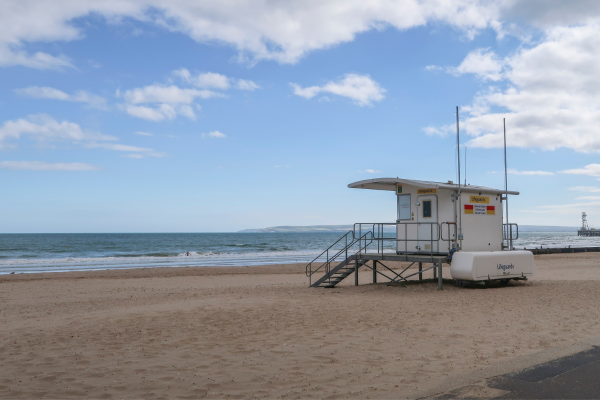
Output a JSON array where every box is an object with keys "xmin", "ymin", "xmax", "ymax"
[{"xmin": 525, "ymin": 246, "xmax": 600, "ymax": 255}]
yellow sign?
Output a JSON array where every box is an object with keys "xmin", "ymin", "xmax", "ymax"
[
  {"xmin": 417, "ymin": 188, "xmax": 437, "ymax": 194},
  {"xmin": 470, "ymin": 196, "xmax": 489, "ymax": 204}
]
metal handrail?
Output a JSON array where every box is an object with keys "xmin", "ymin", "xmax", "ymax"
[
  {"xmin": 306, "ymin": 231, "xmax": 374, "ymax": 286},
  {"xmin": 503, "ymin": 223, "xmax": 519, "ymax": 250},
  {"xmin": 354, "ymin": 222, "xmax": 442, "ymax": 255},
  {"xmin": 440, "ymin": 222, "xmax": 457, "ymax": 252},
  {"xmin": 503, "ymin": 223, "xmax": 519, "ymax": 240},
  {"xmin": 305, "ymin": 230, "xmax": 353, "ymax": 278}
]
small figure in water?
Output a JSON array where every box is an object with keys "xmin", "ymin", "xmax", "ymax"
[{"xmin": 186, "ymin": 251, "xmax": 190, "ymax": 256}]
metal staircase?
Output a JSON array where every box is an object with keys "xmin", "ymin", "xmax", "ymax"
[{"xmin": 305, "ymin": 231, "xmax": 373, "ymax": 288}]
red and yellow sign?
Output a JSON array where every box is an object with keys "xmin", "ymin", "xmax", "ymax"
[
  {"xmin": 465, "ymin": 205, "xmax": 495, "ymax": 215},
  {"xmin": 417, "ymin": 188, "xmax": 437, "ymax": 194}
]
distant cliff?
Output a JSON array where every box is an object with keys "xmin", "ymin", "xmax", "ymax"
[
  {"xmin": 238, "ymin": 225, "xmax": 354, "ymax": 233},
  {"xmin": 238, "ymin": 224, "xmax": 578, "ymax": 233}
]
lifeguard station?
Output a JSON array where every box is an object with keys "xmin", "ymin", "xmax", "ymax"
[{"xmin": 305, "ymin": 177, "xmax": 535, "ymax": 289}]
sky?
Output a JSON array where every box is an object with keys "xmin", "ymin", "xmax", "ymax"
[{"xmin": 2, "ymin": 0, "xmax": 600, "ymax": 232}]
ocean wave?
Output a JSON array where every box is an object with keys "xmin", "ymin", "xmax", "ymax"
[{"xmin": 0, "ymin": 250, "xmax": 334, "ymax": 275}]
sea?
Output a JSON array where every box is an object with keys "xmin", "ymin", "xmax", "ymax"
[{"xmin": 0, "ymin": 231, "xmax": 598, "ymax": 275}]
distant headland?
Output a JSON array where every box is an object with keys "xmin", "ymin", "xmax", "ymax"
[{"xmin": 238, "ymin": 225, "xmax": 578, "ymax": 233}]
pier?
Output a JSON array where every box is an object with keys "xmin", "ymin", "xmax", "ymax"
[
  {"xmin": 577, "ymin": 229, "xmax": 600, "ymax": 237},
  {"xmin": 577, "ymin": 212, "xmax": 600, "ymax": 236}
]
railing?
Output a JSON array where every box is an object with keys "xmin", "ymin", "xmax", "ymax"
[
  {"xmin": 354, "ymin": 222, "xmax": 443, "ymax": 257},
  {"xmin": 305, "ymin": 230, "xmax": 373, "ymax": 286},
  {"xmin": 308, "ymin": 221, "xmax": 519, "ymax": 285},
  {"xmin": 503, "ymin": 223, "xmax": 519, "ymax": 250},
  {"xmin": 440, "ymin": 222, "xmax": 457, "ymax": 252}
]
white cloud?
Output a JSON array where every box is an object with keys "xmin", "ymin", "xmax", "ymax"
[
  {"xmin": 0, "ymin": 1, "xmax": 508, "ymax": 69},
  {"xmin": 568, "ymin": 186, "xmax": 600, "ymax": 193},
  {"xmin": 123, "ymin": 104, "xmax": 175, "ymax": 122},
  {"xmin": 121, "ymin": 83, "xmax": 226, "ymax": 121},
  {"xmin": 174, "ymin": 69, "xmax": 230, "ymax": 89},
  {"xmin": 365, "ymin": 169, "xmax": 381, "ymax": 173},
  {"xmin": 11, "ymin": 1, "xmax": 600, "ymax": 71},
  {"xmin": 0, "ymin": 161, "xmax": 99, "ymax": 171},
  {"xmin": 236, "ymin": 79, "xmax": 260, "ymax": 91},
  {"xmin": 447, "ymin": 48, "xmax": 504, "ymax": 81},
  {"xmin": 0, "ymin": 114, "xmax": 115, "ymax": 145},
  {"xmin": 561, "ymin": 164, "xmax": 600, "ymax": 177},
  {"xmin": 85, "ymin": 143, "xmax": 154, "ymax": 152},
  {"xmin": 0, "ymin": 45, "xmax": 73, "ymax": 70},
  {"xmin": 576, "ymin": 196, "xmax": 600, "ymax": 200},
  {"xmin": 423, "ymin": 124, "xmax": 454, "ymax": 137},
  {"xmin": 202, "ymin": 131, "xmax": 226, "ymax": 138},
  {"xmin": 445, "ymin": 23, "xmax": 600, "ymax": 153},
  {"xmin": 0, "ymin": 114, "xmax": 161, "ymax": 157},
  {"xmin": 425, "ymin": 65, "xmax": 444, "ymax": 72},
  {"xmin": 15, "ymin": 86, "xmax": 107, "ymax": 109},
  {"xmin": 524, "ymin": 200, "xmax": 600, "ymax": 215},
  {"xmin": 123, "ymin": 85, "xmax": 219, "ymax": 104},
  {"xmin": 508, "ymin": 168, "xmax": 554, "ymax": 176},
  {"xmin": 134, "ymin": 131, "xmax": 153, "ymax": 136},
  {"xmin": 291, "ymin": 74, "xmax": 386, "ymax": 106},
  {"xmin": 174, "ymin": 69, "xmax": 260, "ymax": 91}
]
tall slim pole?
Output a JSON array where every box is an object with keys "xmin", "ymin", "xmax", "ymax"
[
  {"xmin": 456, "ymin": 106, "xmax": 462, "ymax": 249},
  {"xmin": 457, "ymin": 107, "xmax": 461, "ymax": 192},
  {"xmin": 504, "ymin": 118, "xmax": 510, "ymax": 249},
  {"xmin": 465, "ymin": 147, "xmax": 467, "ymax": 186}
]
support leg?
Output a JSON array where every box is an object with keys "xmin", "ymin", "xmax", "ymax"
[
  {"xmin": 433, "ymin": 263, "xmax": 437, "ymax": 280},
  {"xmin": 373, "ymin": 260, "xmax": 377, "ymax": 284},
  {"xmin": 419, "ymin": 262, "xmax": 422, "ymax": 281},
  {"xmin": 355, "ymin": 258, "xmax": 359, "ymax": 286},
  {"xmin": 438, "ymin": 260, "xmax": 443, "ymax": 290}
]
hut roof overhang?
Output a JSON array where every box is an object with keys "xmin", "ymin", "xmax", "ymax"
[{"xmin": 348, "ymin": 178, "xmax": 519, "ymax": 196}]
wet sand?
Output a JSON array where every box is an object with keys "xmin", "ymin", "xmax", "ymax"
[{"xmin": 1, "ymin": 253, "xmax": 600, "ymax": 399}]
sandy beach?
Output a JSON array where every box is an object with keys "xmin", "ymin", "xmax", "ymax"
[{"xmin": 1, "ymin": 253, "xmax": 600, "ymax": 399}]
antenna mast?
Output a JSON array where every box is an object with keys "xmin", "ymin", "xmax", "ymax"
[
  {"xmin": 465, "ymin": 147, "xmax": 467, "ymax": 186},
  {"xmin": 504, "ymin": 118, "xmax": 510, "ymax": 249},
  {"xmin": 457, "ymin": 107, "xmax": 461, "ymax": 193},
  {"xmin": 457, "ymin": 106, "xmax": 462, "ymax": 249}
]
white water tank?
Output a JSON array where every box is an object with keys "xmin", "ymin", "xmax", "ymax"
[{"xmin": 450, "ymin": 251, "xmax": 535, "ymax": 281}]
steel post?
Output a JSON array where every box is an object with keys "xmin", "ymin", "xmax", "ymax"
[
  {"xmin": 433, "ymin": 263, "xmax": 437, "ymax": 280},
  {"xmin": 355, "ymin": 258, "xmax": 359, "ymax": 286},
  {"xmin": 373, "ymin": 260, "xmax": 377, "ymax": 283},
  {"xmin": 437, "ymin": 260, "xmax": 443, "ymax": 290},
  {"xmin": 419, "ymin": 262, "xmax": 422, "ymax": 281}
]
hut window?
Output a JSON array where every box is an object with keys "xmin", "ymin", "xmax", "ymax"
[{"xmin": 423, "ymin": 200, "xmax": 432, "ymax": 218}]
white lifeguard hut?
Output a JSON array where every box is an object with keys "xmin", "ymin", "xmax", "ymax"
[
  {"xmin": 305, "ymin": 177, "xmax": 535, "ymax": 289},
  {"xmin": 305, "ymin": 111, "xmax": 535, "ymax": 289}
]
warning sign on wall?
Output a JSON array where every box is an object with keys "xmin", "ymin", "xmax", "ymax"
[{"xmin": 465, "ymin": 205, "xmax": 495, "ymax": 215}]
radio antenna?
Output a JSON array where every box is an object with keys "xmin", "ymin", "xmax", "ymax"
[
  {"xmin": 504, "ymin": 118, "xmax": 510, "ymax": 249},
  {"xmin": 457, "ymin": 107, "xmax": 461, "ymax": 194},
  {"xmin": 457, "ymin": 106, "xmax": 462, "ymax": 249},
  {"xmin": 465, "ymin": 146, "xmax": 467, "ymax": 186}
]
